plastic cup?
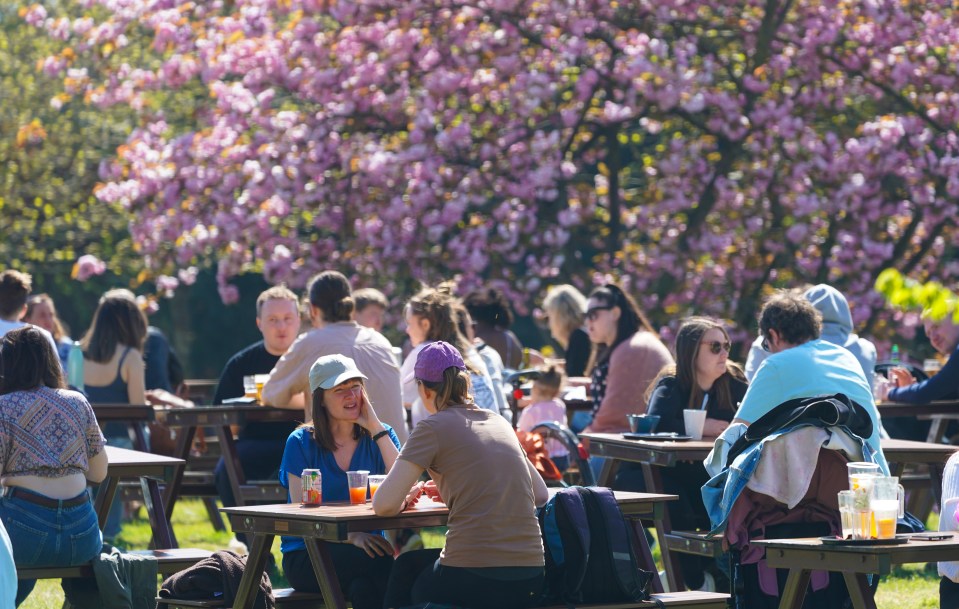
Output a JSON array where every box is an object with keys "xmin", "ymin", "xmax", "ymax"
[
  {"xmin": 837, "ymin": 490, "xmax": 855, "ymax": 539},
  {"xmin": 846, "ymin": 462, "xmax": 880, "ymax": 491},
  {"xmin": 254, "ymin": 374, "xmax": 270, "ymax": 403},
  {"xmin": 347, "ymin": 470, "xmax": 369, "ymax": 505},
  {"xmin": 870, "ymin": 476, "xmax": 904, "ymax": 539},
  {"xmin": 924, "ymin": 358, "xmax": 942, "ymax": 377},
  {"xmin": 682, "ymin": 409, "xmax": 707, "ymax": 440},
  {"xmin": 368, "ymin": 474, "xmax": 386, "ymax": 499},
  {"xmin": 243, "ymin": 376, "xmax": 257, "ymax": 399}
]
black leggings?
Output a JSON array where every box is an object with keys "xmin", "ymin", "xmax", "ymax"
[
  {"xmin": 282, "ymin": 544, "xmax": 392, "ymax": 609},
  {"xmin": 384, "ymin": 548, "xmax": 544, "ymax": 609}
]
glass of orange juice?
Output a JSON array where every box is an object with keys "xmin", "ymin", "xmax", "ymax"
[
  {"xmin": 347, "ymin": 470, "xmax": 369, "ymax": 505},
  {"xmin": 368, "ymin": 474, "xmax": 386, "ymax": 499}
]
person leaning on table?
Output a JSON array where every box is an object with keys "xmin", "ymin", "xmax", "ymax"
[
  {"xmin": 278, "ymin": 354, "xmax": 401, "ymax": 609},
  {"xmin": 0, "ymin": 326, "xmax": 108, "ymax": 607},
  {"xmin": 374, "ymin": 341, "xmax": 548, "ymax": 609}
]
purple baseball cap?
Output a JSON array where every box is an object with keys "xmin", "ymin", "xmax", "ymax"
[{"xmin": 409, "ymin": 341, "xmax": 466, "ymax": 383}]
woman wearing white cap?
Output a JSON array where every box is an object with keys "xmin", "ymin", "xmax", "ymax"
[
  {"xmin": 278, "ymin": 354, "xmax": 401, "ymax": 609},
  {"xmin": 374, "ymin": 341, "xmax": 548, "ymax": 609}
]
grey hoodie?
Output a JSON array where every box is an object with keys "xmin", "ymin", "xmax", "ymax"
[{"xmin": 745, "ymin": 284, "xmax": 877, "ymax": 389}]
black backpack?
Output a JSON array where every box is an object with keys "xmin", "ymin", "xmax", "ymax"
[{"xmin": 537, "ymin": 486, "xmax": 657, "ymax": 607}]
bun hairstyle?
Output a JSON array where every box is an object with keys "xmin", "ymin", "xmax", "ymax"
[
  {"xmin": 308, "ymin": 270, "xmax": 354, "ymax": 323},
  {"xmin": 533, "ymin": 364, "xmax": 565, "ymax": 398},
  {"xmin": 405, "ymin": 285, "xmax": 474, "ymax": 357}
]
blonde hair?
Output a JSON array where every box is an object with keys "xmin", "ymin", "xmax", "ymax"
[{"xmin": 542, "ymin": 284, "xmax": 587, "ymax": 347}]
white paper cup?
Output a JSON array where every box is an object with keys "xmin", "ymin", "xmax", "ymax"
[{"xmin": 683, "ymin": 409, "xmax": 707, "ymax": 440}]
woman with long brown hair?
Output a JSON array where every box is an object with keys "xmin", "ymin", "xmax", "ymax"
[
  {"xmin": 646, "ymin": 316, "xmax": 747, "ymax": 437},
  {"xmin": 278, "ymin": 354, "xmax": 401, "ymax": 609},
  {"xmin": 0, "ymin": 326, "xmax": 107, "ymax": 606},
  {"xmin": 646, "ymin": 316, "xmax": 747, "ymax": 592}
]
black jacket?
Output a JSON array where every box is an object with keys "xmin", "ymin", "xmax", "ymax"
[{"xmin": 158, "ymin": 550, "xmax": 274, "ymax": 609}]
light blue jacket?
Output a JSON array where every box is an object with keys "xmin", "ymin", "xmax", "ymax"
[{"xmin": 703, "ymin": 422, "xmax": 881, "ymax": 535}]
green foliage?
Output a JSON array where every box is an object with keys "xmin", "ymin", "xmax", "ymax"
[
  {"xmin": 875, "ymin": 269, "xmax": 959, "ymax": 322},
  {"xmin": 0, "ymin": 7, "xmax": 139, "ymax": 280}
]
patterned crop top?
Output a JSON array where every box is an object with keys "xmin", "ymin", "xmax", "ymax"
[{"xmin": 0, "ymin": 386, "xmax": 106, "ymax": 478}]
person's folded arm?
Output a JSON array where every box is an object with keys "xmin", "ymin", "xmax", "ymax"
[
  {"xmin": 372, "ymin": 459, "xmax": 424, "ymax": 516},
  {"xmin": 86, "ymin": 448, "xmax": 108, "ymax": 483}
]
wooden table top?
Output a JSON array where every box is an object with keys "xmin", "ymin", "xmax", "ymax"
[
  {"xmin": 877, "ymin": 400, "xmax": 959, "ymax": 418},
  {"xmin": 92, "ymin": 403, "xmax": 156, "ymax": 421},
  {"xmin": 105, "ymin": 445, "xmax": 184, "ymax": 478},
  {"xmin": 755, "ymin": 535, "xmax": 959, "ymax": 574},
  {"xmin": 156, "ymin": 403, "xmax": 304, "ymax": 427}
]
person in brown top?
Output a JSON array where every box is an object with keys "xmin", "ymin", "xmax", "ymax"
[{"xmin": 374, "ymin": 341, "xmax": 548, "ymax": 609}]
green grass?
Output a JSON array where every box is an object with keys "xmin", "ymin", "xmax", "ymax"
[
  {"xmin": 19, "ymin": 500, "xmax": 445, "ymax": 608},
  {"xmin": 17, "ymin": 502, "xmax": 944, "ymax": 608}
]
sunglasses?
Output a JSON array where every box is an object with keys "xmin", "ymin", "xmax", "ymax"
[
  {"xmin": 703, "ymin": 340, "xmax": 731, "ymax": 355},
  {"xmin": 761, "ymin": 337, "xmax": 770, "ymax": 352},
  {"xmin": 585, "ymin": 306, "xmax": 613, "ymax": 321}
]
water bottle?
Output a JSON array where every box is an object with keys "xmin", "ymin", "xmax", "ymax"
[
  {"xmin": 67, "ymin": 341, "xmax": 84, "ymax": 391},
  {"xmin": 890, "ymin": 344, "xmax": 900, "ymax": 366}
]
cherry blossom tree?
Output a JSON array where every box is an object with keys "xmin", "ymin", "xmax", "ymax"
[{"xmin": 27, "ymin": 0, "xmax": 959, "ymax": 335}]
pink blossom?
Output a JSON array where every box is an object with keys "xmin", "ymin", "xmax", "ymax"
[{"xmin": 72, "ymin": 254, "xmax": 106, "ymax": 281}]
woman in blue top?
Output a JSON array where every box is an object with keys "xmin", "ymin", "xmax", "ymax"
[{"xmin": 278, "ymin": 354, "xmax": 401, "ymax": 609}]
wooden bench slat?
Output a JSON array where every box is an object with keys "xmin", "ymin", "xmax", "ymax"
[
  {"xmin": 17, "ymin": 548, "xmax": 213, "ymax": 579},
  {"xmin": 540, "ymin": 590, "xmax": 729, "ymax": 608}
]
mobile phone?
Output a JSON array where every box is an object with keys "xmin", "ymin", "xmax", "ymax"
[{"xmin": 910, "ymin": 533, "xmax": 953, "ymax": 541}]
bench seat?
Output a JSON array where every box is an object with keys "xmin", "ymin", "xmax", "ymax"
[
  {"xmin": 17, "ymin": 548, "xmax": 213, "ymax": 580},
  {"xmin": 156, "ymin": 587, "xmax": 324, "ymax": 608}
]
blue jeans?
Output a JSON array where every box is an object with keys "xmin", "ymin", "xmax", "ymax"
[{"xmin": 0, "ymin": 488, "xmax": 102, "ymax": 606}]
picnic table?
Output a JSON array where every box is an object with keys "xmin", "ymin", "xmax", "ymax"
[
  {"xmin": 755, "ymin": 535, "xmax": 959, "ymax": 609},
  {"xmin": 220, "ymin": 489, "xmax": 677, "ymax": 609},
  {"xmin": 92, "ymin": 403, "xmax": 155, "ymax": 451},
  {"xmin": 155, "ymin": 403, "xmax": 304, "ymax": 521},
  {"xmin": 580, "ymin": 432, "xmax": 959, "ymax": 592},
  {"xmin": 97, "ymin": 445, "xmax": 183, "ymax": 549},
  {"xmin": 877, "ymin": 399, "xmax": 959, "ymax": 443}
]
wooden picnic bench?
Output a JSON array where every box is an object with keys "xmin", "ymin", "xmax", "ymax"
[
  {"xmin": 156, "ymin": 590, "xmax": 729, "ymax": 609},
  {"xmin": 18, "ymin": 548, "xmax": 213, "ymax": 580}
]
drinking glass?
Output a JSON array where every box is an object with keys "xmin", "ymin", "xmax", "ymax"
[
  {"xmin": 368, "ymin": 474, "xmax": 386, "ymax": 499},
  {"xmin": 870, "ymin": 476, "xmax": 904, "ymax": 539},
  {"xmin": 347, "ymin": 470, "xmax": 369, "ymax": 505},
  {"xmin": 837, "ymin": 490, "xmax": 855, "ymax": 539}
]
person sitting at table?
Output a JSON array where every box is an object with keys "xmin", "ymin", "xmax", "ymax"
[
  {"xmin": 0, "ymin": 326, "xmax": 108, "ymax": 607},
  {"xmin": 81, "ymin": 288, "xmax": 148, "ymax": 539},
  {"xmin": 278, "ymin": 353, "xmax": 401, "ymax": 609},
  {"xmin": 541, "ymin": 284, "xmax": 591, "ymax": 377},
  {"xmin": 25, "ymin": 293, "xmax": 73, "ymax": 366},
  {"xmin": 374, "ymin": 341, "xmax": 548, "ymax": 609},
  {"xmin": 646, "ymin": 316, "xmax": 747, "ymax": 592},
  {"xmin": 517, "ymin": 364, "xmax": 571, "ymax": 471},
  {"xmin": 261, "ymin": 270, "xmax": 408, "ymax": 441},
  {"xmin": 401, "ymin": 285, "xmax": 502, "ymax": 427},
  {"xmin": 877, "ymin": 305, "xmax": 959, "ymax": 405},
  {"xmin": 211, "ymin": 285, "xmax": 301, "ymax": 543},
  {"xmin": 724, "ymin": 291, "xmax": 888, "ymax": 473},
  {"xmin": 353, "ymin": 287, "xmax": 390, "ymax": 334},
  {"xmin": 462, "ymin": 285, "xmax": 526, "ymax": 370},
  {"xmin": 0, "ymin": 270, "xmax": 57, "ymax": 353}
]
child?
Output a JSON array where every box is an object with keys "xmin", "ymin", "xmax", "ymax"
[{"xmin": 517, "ymin": 365, "xmax": 570, "ymax": 471}]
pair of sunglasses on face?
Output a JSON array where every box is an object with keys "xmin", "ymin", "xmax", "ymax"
[{"xmin": 703, "ymin": 340, "xmax": 731, "ymax": 355}]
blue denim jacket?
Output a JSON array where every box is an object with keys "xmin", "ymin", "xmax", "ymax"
[{"xmin": 702, "ymin": 422, "xmax": 881, "ymax": 536}]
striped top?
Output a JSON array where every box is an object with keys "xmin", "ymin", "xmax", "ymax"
[{"xmin": 0, "ymin": 386, "xmax": 105, "ymax": 478}]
